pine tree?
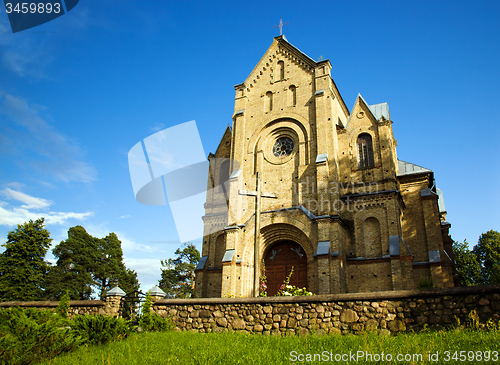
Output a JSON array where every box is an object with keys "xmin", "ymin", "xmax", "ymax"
[
  {"xmin": 159, "ymin": 243, "xmax": 200, "ymax": 298},
  {"xmin": 0, "ymin": 218, "xmax": 52, "ymax": 301},
  {"xmin": 473, "ymin": 230, "xmax": 500, "ymax": 285},
  {"xmin": 93, "ymin": 233, "xmax": 140, "ymax": 299},
  {"xmin": 452, "ymin": 239, "xmax": 482, "ymax": 286},
  {"xmin": 45, "ymin": 226, "xmax": 99, "ymax": 300}
]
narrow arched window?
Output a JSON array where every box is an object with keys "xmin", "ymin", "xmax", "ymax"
[
  {"xmin": 277, "ymin": 61, "xmax": 285, "ymax": 80},
  {"xmin": 289, "ymin": 85, "xmax": 296, "ymax": 106},
  {"xmin": 219, "ymin": 160, "xmax": 231, "ymax": 200},
  {"xmin": 265, "ymin": 91, "xmax": 273, "ymax": 112},
  {"xmin": 357, "ymin": 133, "xmax": 374, "ymax": 168}
]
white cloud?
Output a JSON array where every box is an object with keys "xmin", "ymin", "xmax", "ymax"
[
  {"xmin": 0, "ymin": 93, "xmax": 97, "ymax": 183},
  {"xmin": 0, "ymin": 188, "xmax": 93, "ymax": 227},
  {"xmin": 118, "ymin": 215, "xmax": 131, "ymax": 219},
  {"xmin": 2, "ymin": 187, "xmax": 52, "ymax": 209}
]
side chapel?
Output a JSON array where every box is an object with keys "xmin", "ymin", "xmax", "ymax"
[{"xmin": 195, "ymin": 36, "xmax": 455, "ymax": 297}]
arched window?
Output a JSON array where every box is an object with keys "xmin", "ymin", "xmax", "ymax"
[
  {"xmin": 357, "ymin": 133, "xmax": 374, "ymax": 168},
  {"xmin": 277, "ymin": 60, "xmax": 285, "ymax": 80},
  {"xmin": 265, "ymin": 91, "xmax": 273, "ymax": 112},
  {"xmin": 289, "ymin": 85, "xmax": 296, "ymax": 106},
  {"xmin": 219, "ymin": 160, "xmax": 231, "ymax": 200}
]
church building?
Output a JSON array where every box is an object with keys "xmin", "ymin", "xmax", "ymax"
[{"xmin": 194, "ymin": 36, "xmax": 455, "ymax": 297}]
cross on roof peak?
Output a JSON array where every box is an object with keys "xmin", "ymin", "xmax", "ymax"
[{"xmin": 274, "ymin": 19, "xmax": 289, "ymax": 36}]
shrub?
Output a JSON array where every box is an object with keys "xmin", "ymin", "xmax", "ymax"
[
  {"xmin": 56, "ymin": 291, "xmax": 71, "ymax": 319},
  {"xmin": 70, "ymin": 314, "xmax": 131, "ymax": 345},
  {"xmin": 0, "ymin": 307, "xmax": 82, "ymax": 365},
  {"xmin": 138, "ymin": 291, "xmax": 172, "ymax": 332}
]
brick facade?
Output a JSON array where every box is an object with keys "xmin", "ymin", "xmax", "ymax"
[{"xmin": 196, "ymin": 36, "xmax": 455, "ymax": 298}]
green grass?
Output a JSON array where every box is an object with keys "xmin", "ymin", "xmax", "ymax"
[{"xmin": 40, "ymin": 329, "xmax": 500, "ymax": 365}]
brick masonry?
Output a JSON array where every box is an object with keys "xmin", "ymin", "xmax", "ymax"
[
  {"xmin": 196, "ymin": 35, "xmax": 455, "ymax": 298},
  {"xmin": 153, "ymin": 285, "xmax": 500, "ymax": 335}
]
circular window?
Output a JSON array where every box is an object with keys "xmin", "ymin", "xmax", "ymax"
[{"xmin": 273, "ymin": 137, "xmax": 294, "ymax": 158}]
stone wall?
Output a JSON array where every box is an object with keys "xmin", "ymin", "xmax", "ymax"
[
  {"xmin": 152, "ymin": 285, "xmax": 500, "ymax": 335},
  {"xmin": 0, "ymin": 297, "xmax": 123, "ymax": 318}
]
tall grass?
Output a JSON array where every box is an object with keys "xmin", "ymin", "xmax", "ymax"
[{"xmin": 40, "ymin": 328, "xmax": 500, "ymax": 365}]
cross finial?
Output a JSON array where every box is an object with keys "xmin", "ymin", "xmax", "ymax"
[{"xmin": 273, "ymin": 19, "xmax": 289, "ymax": 36}]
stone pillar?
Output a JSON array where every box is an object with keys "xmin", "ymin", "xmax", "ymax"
[
  {"xmin": 104, "ymin": 286, "xmax": 126, "ymax": 318},
  {"xmin": 149, "ymin": 285, "xmax": 166, "ymax": 303}
]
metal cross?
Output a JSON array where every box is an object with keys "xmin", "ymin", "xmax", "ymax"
[
  {"xmin": 274, "ymin": 19, "xmax": 289, "ymax": 36},
  {"xmin": 239, "ymin": 172, "xmax": 278, "ymax": 297}
]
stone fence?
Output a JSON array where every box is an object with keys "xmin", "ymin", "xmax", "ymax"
[
  {"xmin": 0, "ymin": 286, "xmax": 127, "ymax": 318},
  {"xmin": 151, "ymin": 285, "xmax": 500, "ymax": 335}
]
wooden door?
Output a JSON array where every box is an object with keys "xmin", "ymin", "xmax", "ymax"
[{"xmin": 264, "ymin": 241, "xmax": 308, "ymax": 296}]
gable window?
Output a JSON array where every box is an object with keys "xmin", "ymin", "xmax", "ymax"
[
  {"xmin": 357, "ymin": 133, "xmax": 374, "ymax": 168},
  {"xmin": 277, "ymin": 60, "xmax": 285, "ymax": 80},
  {"xmin": 265, "ymin": 91, "xmax": 273, "ymax": 112}
]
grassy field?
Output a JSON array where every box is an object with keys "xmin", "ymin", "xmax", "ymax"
[{"xmin": 40, "ymin": 329, "xmax": 500, "ymax": 365}]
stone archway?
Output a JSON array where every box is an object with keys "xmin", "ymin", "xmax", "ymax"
[{"xmin": 264, "ymin": 241, "xmax": 308, "ymax": 296}]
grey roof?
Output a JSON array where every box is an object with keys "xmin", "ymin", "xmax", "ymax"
[
  {"xmin": 315, "ymin": 153, "xmax": 327, "ymax": 163},
  {"xmin": 149, "ymin": 285, "xmax": 166, "ymax": 297},
  {"xmin": 436, "ymin": 188, "xmax": 446, "ymax": 213},
  {"xmin": 222, "ymin": 249, "xmax": 235, "ymax": 263},
  {"xmin": 315, "ymin": 241, "xmax": 330, "ymax": 256},
  {"xmin": 106, "ymin": 286, "xmax": 126, "ymax": 297},
  {"xmin": 195, "ymin": 256, "xmax": 208, "ymax": 271},
  {"xmin": 397, "ymin": 160, "xmax": 432, "ymax": 176},
  {"xmin": 367, "ymin": 102, "xmax": 389, "ymax": 120}
]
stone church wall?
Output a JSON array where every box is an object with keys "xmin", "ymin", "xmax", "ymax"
[{"xmin": 152, "ymin": 285, "xmax": 500, "ymax": 335}]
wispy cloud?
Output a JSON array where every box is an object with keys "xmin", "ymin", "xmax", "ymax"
[
  {"xmin": 0, "ymin": 17, "xmax": 54, "ymax": 79},
  {"xmin": 118, "ymin": 215, "xmax": 131, "ymax": 219},
  {"xmin": 0, "ymin": 93, "xmax": 97, "ymax": 183},
  {"xmin": 0, "ymin": 188, "xmax": 93, "ymax": 227}
]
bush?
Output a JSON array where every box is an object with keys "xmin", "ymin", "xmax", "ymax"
[
  {"xmin": 138, "ymin": 291, "xmax": 172, "ymax": 332},
  {"xmin": 0, "ymin": 307, "xmax": 82, "ymax": 365},
  {"xmin": 70, "ymin": 315, "xmax": 131, "ymax": 345}
]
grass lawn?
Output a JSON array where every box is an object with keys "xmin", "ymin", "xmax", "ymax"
[{"xmin": 40, "ymin": 329, "xmax": 500, "ymax": 364}]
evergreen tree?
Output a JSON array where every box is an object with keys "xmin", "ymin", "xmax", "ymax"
[
  {"xmin": 93, "ymin": 233, "xmax": 140, "ymax": 299},
  {"xmin": 0, "ymin": 218, "xmax": 52, "ymax": 301},
  {"xmin": 45, "ymin": 226, "xmax": 99, "ymax": 300},
  {"xmin": 45, "ymin": 228, "xmax": 140, "ymax": 301},
  {"xmin": 159, "ymin": 243, "xmax": 200, "ymax": 298},
  {"xmin": 452, "ymin": 239, "xmax": 482, "ymax": 286},
  {"xmin": 473, "ymin": 230, "xmax": 500, "ymax": 285}
]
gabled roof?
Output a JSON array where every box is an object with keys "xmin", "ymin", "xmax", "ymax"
[
  {"xmin": 346, "ymin": 94, "xmax": 390, "ymax": 128},
  {"xmin": 397, "ymin": 160, "xmax": 432, "ymax": 176},
  {"xmin": 213, "ymin": 124, "xmax": 232, "ymax": 157}
]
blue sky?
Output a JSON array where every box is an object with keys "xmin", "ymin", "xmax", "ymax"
[{"xmin": 0, "ymin": 1, "xmax": 499, "ymax": 293}]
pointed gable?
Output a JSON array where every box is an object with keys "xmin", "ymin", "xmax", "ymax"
[
  {"xmin": 213, "ymin": 124, "xmax": 232, "ymax": 158},
  {"xmin": 346, "ymin": 94, "xmax": 390, "ymax": 128},
  {"xmin": 241, "ymin": 35, "xmax": 316, "ymax": 94}
]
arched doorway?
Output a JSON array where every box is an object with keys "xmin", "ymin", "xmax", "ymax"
[{"xmin": 264, "ymin": 241, "xmax": 308, "ymax": 296}]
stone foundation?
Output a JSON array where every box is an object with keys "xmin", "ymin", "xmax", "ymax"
[{"xmin": 152, "ymin": 285, "xmax": 500, "ymax": 335}]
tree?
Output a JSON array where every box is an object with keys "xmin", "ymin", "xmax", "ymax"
[
  {"xmin": 45, "ymin": 226, "xmax": 99, "ymax": 300},
  {"xmin": 159, "ymin": 243, "xmax": 200, "ymax": 298},
  {"xmin": 473, "ymin": 230, "xmax": 500, "ymax": 285},
  {"xmin": 93, "ymin": 233, "xmax": 140, "ymax": 300},
  {"xmin": 452, "ymin": 239, "xmax": 482, "ymax": 286},
  {"xmin": 0, "ymin": 218, "xmax": 52, "ymax": 301},
  {"xmin": 45, "ymin": 228, "xmax": 140, "ymax": 301}
]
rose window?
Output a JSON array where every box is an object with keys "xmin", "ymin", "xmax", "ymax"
[{"xmin": 272, "ymin": 137, "xmax": 294, "ymax": 158}]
